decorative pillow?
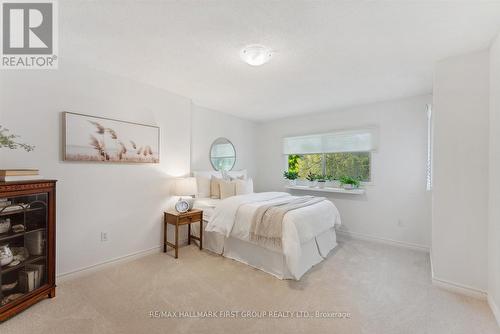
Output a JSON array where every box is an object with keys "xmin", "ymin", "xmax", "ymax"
[
  {"xmin": 235, "ymin": 178, "xmax": 254, "ymax": 195},
  {"xmin": 195, "ymin": 175, "xmax": 211, "ymax": 198},
  {"xmin": 210, "ymin": 176, "xmax": 222, "ymax": 199},
  {"xmin": 219, "ymin": 179, "xmax": 236, "ymax": 199}
]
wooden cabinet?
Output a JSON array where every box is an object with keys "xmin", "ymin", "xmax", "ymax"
[{"xmin": 0, "ymin": 180, "xmax": 56, "ymax": 322}]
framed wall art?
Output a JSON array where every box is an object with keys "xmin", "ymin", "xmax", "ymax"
[{"xmin": 63, "ymin": 112, "xmax": 160, "ymax": 163}]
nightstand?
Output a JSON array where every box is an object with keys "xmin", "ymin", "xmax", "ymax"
[{"xmin": 164, "ymin": 209, "xmax": 203, "ymax": 258}]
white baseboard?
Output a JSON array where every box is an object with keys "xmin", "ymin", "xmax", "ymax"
[
  {"xmin": 335, "ymin": 229, "xmax": 430, "ymax": 252},
  {"xmin": 429, "ymin": 251, "xmax": 488, "ymax": 300},
  {"xmin": 488, "ymin": 295, "xmax": 500, "ymax": 327},
  {"xmin": 57, "ymin": 245, "xmax": 163, "ymax": 282},
  {"xmin": 431, "ymin": 276, "xmax": 487, "ymax": 300}
]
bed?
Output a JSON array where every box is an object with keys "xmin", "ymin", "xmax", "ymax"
[{"xmin": 190, "ymin": 171, "xmax": 341, "ymax": 280}]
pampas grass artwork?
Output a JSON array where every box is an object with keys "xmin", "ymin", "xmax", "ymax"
[{"xmin": 64, "ymin": 112, "xmax": 160, "ymax": 163}]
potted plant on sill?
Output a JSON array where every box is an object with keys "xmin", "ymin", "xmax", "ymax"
[
  {"xmin": 316, "ymin": 175, "xmax": 326, "ymax": 189},
  {"xmin": 339, "ymin": 176, "xmax": 361, "ymax": 190},
  {"xmin": 283, "ymin": 171, "xmax": 298, "ymax": 186},
  {"xmin": 325, "ymin": 174, "xmax": 336, "ymax": 188},
  {"xmin": 306, "ymin": 172, "xmax": 317, "ymax": 188}
]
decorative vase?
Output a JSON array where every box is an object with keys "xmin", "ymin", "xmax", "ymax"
[
  {"xmin": 26, "ymin": 231, "xmax": 44, "ymax": 256},
  {"xmin": 288, "ymin": 179, "xmax": 297, "ymax": 186},
  {"xmin": 343, "ymin": 184, "xmax": 358, "ymax": 190},
  {"xmin": 0, "ymin": 244, "xmax": 13, "ymax": 266}
]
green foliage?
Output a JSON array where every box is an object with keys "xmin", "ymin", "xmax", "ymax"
[
  {"xmin": 339, "ymin": 176, "xmax": 360, "ymax": 187},
  {"xmin": 294, "ymin": 154, "xmax": 322, "ymax": 179},
  {"xmin": 0, "ymin": 126, "xmax": 34, "ymax": 152},
  {"xmin": 315, "ymin": 174, "xmax": 326, "ymax": 182},
  {"xmin": 283, "ymin": 171, "xmax": 298, "ymax": 180},
  {"xmin": 306, "ymin": 172, "xmax": 316, "ymax": 182},
  {"xmin": 325, "ymin": 152, "xmax": 369, "ymax": 181},
  {"xmin": 287, "ymin": 152, "xmax": 370, "ymax": 182},
  {"xmin": 287, "ymin": 155, "xmax": 300, "ymax": 173}
]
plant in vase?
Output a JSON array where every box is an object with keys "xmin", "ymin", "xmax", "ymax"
[
  {"xmin": 283, "ymin": 171, "xmax": 298, "ymax": 186},
  {"xmin": 316, "ymin": 175, "xmax": 326, "ymax": 188},
  {"xmin": 339, "ymin": 176, "xmax": 361, "ymax": 190},
  {"xmin": 324, "ymin": 175, "xmax": 335, "ymax": 188},
  {"xmin": 306, "ymin": 172, "xmax": 317, "ymax": 187}
]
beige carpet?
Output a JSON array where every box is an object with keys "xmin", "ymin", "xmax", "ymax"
[{"xmin": 1, "ymin": 237, "xmax": 499, "ymax": 334}]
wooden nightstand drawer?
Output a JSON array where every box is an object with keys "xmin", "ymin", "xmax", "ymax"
[{"xmin": 178, "ymin": 212, "xmax": 202, "ymax": 224}]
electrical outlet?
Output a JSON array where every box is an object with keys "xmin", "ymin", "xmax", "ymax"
[{"xmin": 101, "ymin": 232, "xmax": 108, "ymax": 242}]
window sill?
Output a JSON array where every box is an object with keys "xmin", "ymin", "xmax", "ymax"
[{"xmin": 286, "ymin": 185, "xmax": 365, "ymax": 195}]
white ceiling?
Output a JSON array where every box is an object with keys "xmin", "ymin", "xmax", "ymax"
[{"xmin": 61, "ymin": 1, "xmax": 500, "ymax": 121}]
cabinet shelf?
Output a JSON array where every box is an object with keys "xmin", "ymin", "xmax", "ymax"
[
  {"xmin": 0, "ymin": 256, "xmax": 46, "ymax": 275},
  {"xmin": 0, "ymin": 206, "xmax": 45, "ymax": 217},
  {"xmin": 0, "ymin": 227, "xmax": 46, "ymax": 243}
]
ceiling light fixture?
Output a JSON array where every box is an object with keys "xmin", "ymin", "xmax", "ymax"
[{"xmin": 240, "ymin": 44, "xmax": 273, "ymax": 66}]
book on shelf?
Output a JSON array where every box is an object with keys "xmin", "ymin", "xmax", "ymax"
[
  {"xmin": 25, "ymin": 264, "xmax": 44, "ymax": 288},
  {"xmin": 0, "ymin": 169, "xmax": 39, "ymax": 177},
  {"xmin": 0, "ymin": 175, "xmax": 43, "ymax": 182},
  {"xmin": 19, "ymin": 269, "xmax": 37, "ymax": 293}
]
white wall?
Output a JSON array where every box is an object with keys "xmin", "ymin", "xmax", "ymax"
[
  {"xmin": 191, "ymin": 104, "xmax": 256, "ymax": 176},
  {"xmin": 489, "ymin": 34, "xmax": 500, "ymax": 320},
  {"xmin": 432, "ymin": 51, "xmax": 490, "ymax": 292},
  {"xmin": 255, "ymin": 95, "xmax": 432, "ymax": 249},
  {"xmin": 0, "ymin": 63, "xmax": 192, "ymax": 276}
]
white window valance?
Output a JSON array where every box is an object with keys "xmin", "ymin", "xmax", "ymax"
[{"xmin": 283, "ymin": 128, "xmax": 379, "ymax": 155}]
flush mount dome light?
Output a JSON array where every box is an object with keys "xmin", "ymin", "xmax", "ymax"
[{"xmin": 240, "ymin": 44, "xmax": 273, "ymax": 66}]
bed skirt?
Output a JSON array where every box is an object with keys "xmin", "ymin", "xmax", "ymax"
[{"xmin": 191, "ymin": 222, "xmax": 337, "ymax": 280}]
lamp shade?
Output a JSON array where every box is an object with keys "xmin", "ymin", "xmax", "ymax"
[{"xmin": 174, "ymin": 177, "xmax": 197, "ymax": 196}]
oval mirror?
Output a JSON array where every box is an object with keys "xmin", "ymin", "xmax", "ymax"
[{"xmin": 209, "ymin": 137, "xmax": 236, "ymax": 171}]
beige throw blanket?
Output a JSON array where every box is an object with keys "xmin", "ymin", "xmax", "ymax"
[{"xmin": 249, "ymin": 196, "xmax": 326, "ymax": 248}]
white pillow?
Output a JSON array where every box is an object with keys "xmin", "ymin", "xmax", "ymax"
[
  {"xmin": 220, "ymin": 170, "xmax": 230, "ymax": 181},
  {"xmin": 195, "ymin": 175, "xmax": 211, "ymax": 198},
  {"xmin": 219, "ymin": 179, "xmax": 236, "ymax": 199},
  {"xmin": 235, "ymin": 178, "xmax": 253, "ymax": 195},
  {"xmin": 193, "ymin": 170, "xmax": 247, "ymax": 179},
  {"xmin": 230, "ymin": 169, "xmax": 247, "ymax": 179}
]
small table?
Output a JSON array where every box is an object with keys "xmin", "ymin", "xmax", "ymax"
[{"xmin": 164, "ymin": 209, "xmax": 203, "ymax": 258}]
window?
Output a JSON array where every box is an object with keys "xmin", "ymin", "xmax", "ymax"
[
  {"xmin": 284, "ymin": 128, "xmax": 377, "ymax": 182},
  {"xmin": 288, "ymin": 152, "xmax": 371, "ymax": 182}
]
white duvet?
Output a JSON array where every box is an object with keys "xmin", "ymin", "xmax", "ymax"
[{"xmin": 205, "ymin": 192, "xmax": 341, "ymax": 277}]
